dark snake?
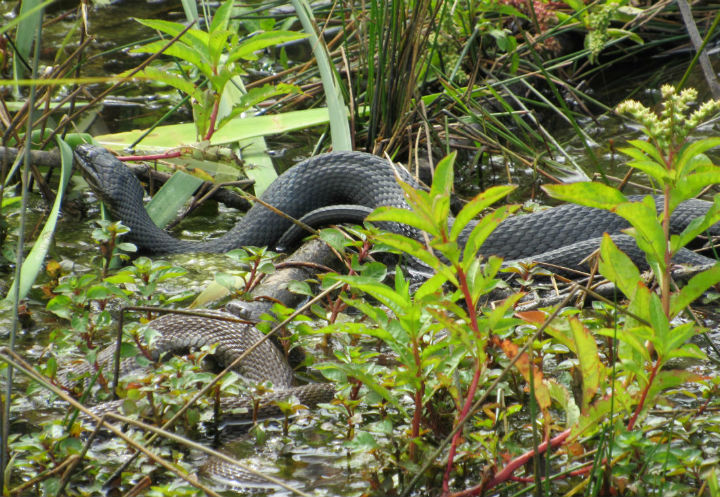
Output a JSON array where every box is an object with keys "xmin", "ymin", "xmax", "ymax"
[{"xmin": 72, "ymin": 144, "xmax": 719, "ymax": 487}]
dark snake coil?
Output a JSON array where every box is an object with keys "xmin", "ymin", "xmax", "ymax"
[{"xmin": 72, "ymin": 145, "xmax": 719, "ymax": 487}]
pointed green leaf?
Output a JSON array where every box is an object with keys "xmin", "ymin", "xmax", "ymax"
[
  {"xmin": 672, "ymin": 196, "xmax": 720, "ymax": 251},
  {"xmin": 615, "ymin": 197, "xmax": 666, "ymax": 268},
  {"xmin": 209, "ymin": 0, "xmax": 233, "ymax": 33},
  {"xmin": 227, "ymin": 31, "xmax": 308, "ymax": 63},
  {"xmin": 450, "ymin": 184, "xmax": 516, "ymax": 241},
  {"xmin": 625, "ymin": 159, "xmax": 672, "ymax": 183},
  {"xmin": 129, "ymin": 40, "xmax": 211, "ymax": 75},
  {"xmin": 570, "ymin": 317, "xmax": 603, "ymax": 411},
  {"xmin": 4, "ymin": 138, "xmax": 73, "ymax": 302},
  {"xmin": 367, "ymin": 206, "xmax": 437, "ymax": 237},
  {"xmin": 676, "ymin": 137, "xmax": 720, "ymax": 177},
  {"xmin": 598, "ymin": 234, "xmax": 641, "ymax": 299},
  {"xmin": 429, "ymin": 152, "xmax": 456, "ymax": 200},
  {"xmin": 670, "ymin": 264, "xmax": 720, "ymax": 316},
  {"xmin": 464, "ymin": 205, "xmax": 518, "ymax": 263},
  {"xmin": 135, "ymin": 66, "xmax": 197, "ymax": 97},
  {"xmin": 543, "ymin": 182, "xmax": 627, "ymax": 210},
  {"xmin": 624, "ymin": 140, "xmax": 664, "ymax": 164}
]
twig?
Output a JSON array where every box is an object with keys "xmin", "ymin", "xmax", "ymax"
[
  {"xmin": 0, "ymin": 348, "xmax": 224, "ymax": 497},
  {"xmin": 402, "ymin": 288, "xmax": 580, "ymax": 497}
]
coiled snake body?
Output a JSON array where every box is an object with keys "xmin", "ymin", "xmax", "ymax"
[
  {"xmin": 73, "ymin": 145, "xmax": 718, "ymax": 487},
  {"xmin": 75, "ymin": 145, "xmax": 718, "ymax": 267}
]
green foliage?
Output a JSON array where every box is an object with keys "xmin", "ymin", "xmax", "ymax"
[
  {"xmin": 307, "ymin": 152, "xmax": 544, "ymax": 487},
  {"xmin": 543, "ymin": 87, "xmax": 719, "ymax": 438},
  {"xmin": 130, "ymin": 0, "xmax": 303, "ymax": 140}
]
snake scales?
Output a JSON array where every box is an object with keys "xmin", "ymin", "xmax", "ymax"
[{"xmin": 71, "ymin": 144, "xmax": 719, "ymax": 487}]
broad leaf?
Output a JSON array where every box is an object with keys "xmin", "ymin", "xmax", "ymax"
[
  {"xmin": 570, "ymin": 317, "xmax": 603, "ymax": 411},
  {"xmin": 598, "ymin": 234, "xmax": 641, "ymax": 299},
  {"xmin": 543, "ymin": 182, "xmax": 627, "ymax": 210},
  {"xmin": 670, "ymin": 264, "xmax": 720, "ymax": 316},
  {"xmin": 675, "ymin": 137, "xmax": 720, "ymax": 178}
]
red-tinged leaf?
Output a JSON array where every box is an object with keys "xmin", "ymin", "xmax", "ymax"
[
  {"xmin": 500, "ymin": 338, "xmax": 551, "ymax": 410},
  {"xmin": 515, "ymin": 310, "xmax": 547, "ymax": 325}
]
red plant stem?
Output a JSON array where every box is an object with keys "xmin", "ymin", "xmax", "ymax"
[
  {"xmin": 448, "ymin": 428, "xmax": 572, "ymax": 497},
  {"xmin": 442, "ymin": 263, "xmax": 484, "ymax": 492},
  {"xmin": 661, "ymin": 184, "xmax": 671, "ymax": 317},
  {"xmin": 455, "ymin": 267, "xmax": 479, "ymax": 334},
  {"xmin": 204, "ymin": 98, "xmax": 220, "ymax": 141},
  {"xmin": 442, "ymin": 356, "xmax": 483, "ymax": 493},
  {"xmin": 627, "ymin": 359, "xmax": 661, "ymax": 430},
  {"xmin": 116, "ymin": 151, "xmax": 183, "ymax": 162}
]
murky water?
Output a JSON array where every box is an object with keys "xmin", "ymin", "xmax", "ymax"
[{"xmin": 3, "ymin": 1, "xmax": 720, "ymax": 496}]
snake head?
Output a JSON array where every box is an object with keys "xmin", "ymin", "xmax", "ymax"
[{"xmin": 74, "ymin": 144, "xmax": 143, "ymax": 209}]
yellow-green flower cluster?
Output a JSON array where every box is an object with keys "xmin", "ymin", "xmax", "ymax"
[
  {"xmin": 616, "ymin": 85, "xmax": 720, "ymax": 150},
  {"xmin": 586, "ymin": 3, "xmax": 618, "ymax": 63}
]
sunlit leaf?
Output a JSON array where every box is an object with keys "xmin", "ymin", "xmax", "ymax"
[
  {"xmin": 598, "ymin": 234, "xmax": 641, "ymax": 299},
  {"xmin": 670, "ymin": 264, "xmax": 720, "ymax": 317},
  {"xmin": 543, "ymin": 182, "xmax": 627, "ymax": 210},
  {"xmin": 450, "ymin": 184, "xmax": 516, "ymax": 241},
  {"xmin": 569, "ymin": 318, "xmax": 603, "ymax": 411}
]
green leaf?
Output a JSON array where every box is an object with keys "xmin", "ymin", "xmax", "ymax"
[
  {"xmin": 605, "ymin": 28, "xmax": 644, "ymax": 45},
  {"xmin": 145, "ymin": 171, "xmax": 204, "ymax": 228},
  {"xmin": 291, "ymin": 0, "xmax": 350, "ymax": 151},
  {"xmin": 543, "ymin": 182, "xmax": 627, "ymax": 209},
  {"xmin": 429, "ymin": 152, "xmax": 456, "ymax": 201},
  {"xmin": 415, "ymin": 271, "xmax": 448, "ymax": 301},
  {"xmin": 129, "ymin": 41, "xmax": 210, "ymax": 75},
  {"xmin": 615, "ymin": 197, "xmax": 666, "ymax": 269},
  {"xmin": 625, "ymin": 159, "xmax": 672, "ymax": 183},
  {"xmin": 673, "ymin": 196, "xmax": 720, "ymax": 251},
  {"xmin": 209, "ymin": 0, "xmax": 233, "ymax": 33},
  {"xmin": 675, "ymin": 137, "xmax": 720, "ymax": 178},
  {"xmin": 136, "ymin": 66, "xmax": 197, "ymax": 98},
  {"xmin": 464, "ymin": 205, "xmax": 517, "ymax": 263},
  {"xmin": 94, "ymin": 107, "xmax": 337, "ymax": 150},
  {"xmin": 643, "ymin": 370, "xmax": 706, "ymax": 409},
  {"xmin": 368, "ymin": 206, "xmax": 438, "ymax": 237},
  {"xmin": 673, "ymin": 166, "xmax": 720, "ymax": 207},
  {"xmin": 86, "ymin": 285, "xmax": 112, "ymax": 300},
  {"xmin": 570, "ymin": 317, "xmax": 602, "ymax": 411},
  {"xmin": 228, "ymin": 31, "xmax": 308, "ymax": 62},
  {"xmin": 326, "ymin": 274, "xmax": 409, "ymax": 316},
  {"xmin": 449, "ymin": 184, "xmax": 516, "ymax": 241},
  {"xmin": 624, "ymin": 140, "xmax": 664, "ymax": 164},
  {"xmin": 646, "ymin": 293, "xmax": 669, "ymax": 356},
  {"xmin": 598, "ymin": 234, "xmax": 641, "ymax": 299},
  {"xmin": 208, "ymin": 29, "xmax": 232, "ymax": 67},
  {"xmin": 670, "ymin": 265, "xmax": 720, "ymax": 316},
  {"xmin": 4, "ymin": 138, "xmax": 73, "ymax": 302},
  {"xmin": 134, "ymin": 19, "xmax": 210, "ymax": 54}
]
